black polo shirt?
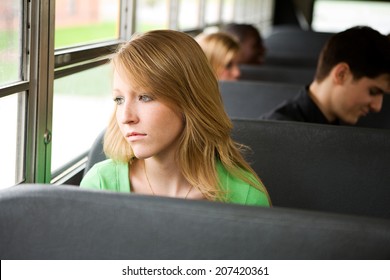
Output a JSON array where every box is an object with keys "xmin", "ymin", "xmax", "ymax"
[{"xmin": 260, "ymin": 86, "xmax": 340, "ymax": 125}]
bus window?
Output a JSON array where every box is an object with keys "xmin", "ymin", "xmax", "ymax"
[
  {"xmin": 178, "ymin": 0, "xmax": 201, "ymax": 30},
  {"xmin": 221, "ymin": 0, "xmax": 274, "ymax": 35},
  {"xmin": 221, "ymin": 0, "xmax": 235, "ymax": 23},
  {"xmin": 0, "ymin": 93, "xmax": 25, "ymax": 188},
  {"xmin": 205, "ymin": 0, "xmax": 221, "ymax": 26},
  {"xmin": 51, "ymin": 65, "xmax": 112, "ymax": 174},
  {"xmin": 0, "ymin": 0, "xmax": 25, "ymax": 189},
  {"xmin": 51, "ymin": 0, "xmax": 122, "ymax": 181},
  {"xmin": 135, "ymin": 0, "xmax": 170, "ymax": 32},
  {"xmin": 55, "ymin": 0, "xmax": 120, "ymax": 49},
  {"xmin": 313, "ymin": 1, "xmax": 390, "ymax": 34},
  {"xmin": 0, "ymin": 0, "xmax": 22, "ymax": 86}
]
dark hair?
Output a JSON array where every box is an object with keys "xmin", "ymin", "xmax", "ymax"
[
  {"xmin": 222, "ymin": 23, "xmax": 262, "ymax": 43},
  {"xmin": 315, "ymin": 26, "xmax": 390, "ymax": 81}
]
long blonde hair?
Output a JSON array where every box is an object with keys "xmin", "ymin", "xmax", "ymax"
[
  {"xmin": 104, "ymin": 30, "xmax": 269, "ymax": 202},
  {"xmin": 196, "ymin": 32, "xmax": 240, "ymax": 78}
]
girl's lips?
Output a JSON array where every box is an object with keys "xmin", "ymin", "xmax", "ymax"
[
  {"xmin": 127, "ymin": 132, "xmax": 146, "ymax": 136},
  {"xmin": 126, "ymin": 132, "xmax": 147, "ymax": 141}
]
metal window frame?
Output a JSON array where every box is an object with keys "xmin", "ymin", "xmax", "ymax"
[{"xmin": 24, "ymin": 0, "xmax": 55, "ymax": 183}]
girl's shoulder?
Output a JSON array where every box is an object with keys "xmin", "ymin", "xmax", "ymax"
[
  {"xmin": 80, "ymin": 159, "xmax": 130, "ymax": 192},
  {"xmin": 216, "ymin": 161, "xmax": 270, "ymax": 207}
]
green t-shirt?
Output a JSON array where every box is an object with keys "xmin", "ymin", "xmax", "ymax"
[{"xmin": 80, "ymin": 159, "xmax": 270, "ymax": 207}]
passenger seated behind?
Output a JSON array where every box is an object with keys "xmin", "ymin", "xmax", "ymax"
[
  {"xmin": 221, "ymin": 23, "xmax": 266, "ymax": 65},
  {"xmin": 195, "ymin": 32, "xmax": 241, "ymax": 81},
  {"xmin": 81, "ymin": 30, "xmax": 271, "ymax": 207},
  {"xmin": 260, "ymin": 26, "xmax": 390, "ymax": 125}
]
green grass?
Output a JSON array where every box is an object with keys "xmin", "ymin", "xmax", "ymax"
[
  {"xmin": 54, "ymin": 21, "xmax": 167, "ymax": 48},
  {"xmin": 55, "ymin": 22, "xmax": 118, "ymax": 48},
  {"xmin": 0, "ymin": 31, "xmax": 20, "ymax": 84},
  {"xmin": 2, "ymin": 21, "xmax": 166, "ymax": 51}
]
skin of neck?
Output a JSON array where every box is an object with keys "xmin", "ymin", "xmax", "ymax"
[{"xmin": 142, "ymin": 156, "xmax": 191, "ymax": 197}]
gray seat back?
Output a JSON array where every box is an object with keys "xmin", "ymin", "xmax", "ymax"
[
  {"xmin": 84, "ymin": 129, "xmax": 106, "ymax": 175},
  {"xmin": 239, "ymin": 65, "xmax": 314, "ymax": 85},
  {"xmin": 1, "ymin": 184, "xmax": 390, "ymax": 259},
  {"xmin": 264, "ymin": 28, "xmax": 333, "ymax": 67},
  {"xmin": 219, "ymin": 81, "xmax": 301, "ymax": 119},
  {"xmin": 231, "ymin": 119, "xmax": 390, "ymax": 219},
  {"xmin": 84, "ymin": 119, "xmax": 390, "ymax": 220}
]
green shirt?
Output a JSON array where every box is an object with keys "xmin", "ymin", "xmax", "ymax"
[{"xmin": 80, "ymin": 159, "xmax": 270, "ymax": 207}]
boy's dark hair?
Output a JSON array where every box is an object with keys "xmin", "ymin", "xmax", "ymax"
[{"xmin": 315, "ymin": 26, "xmax": 390, "ymax": 81}]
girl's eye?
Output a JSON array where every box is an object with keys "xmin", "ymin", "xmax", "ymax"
[
  {"xmin": 113, "ymin": 96, "xmax": 124, "ymax": 105},
  {"xmin": 139, "ymin": 95, "xmax": 153, "ymax": 102}
]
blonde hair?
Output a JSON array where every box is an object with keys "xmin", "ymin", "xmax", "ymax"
[
  {"xmin": 196, "ymin": 32, "xmax": 240, "ymax": 78},
  {"xmin": 104, "ymin": 29, "xmax": 269, "ymax": 203}
]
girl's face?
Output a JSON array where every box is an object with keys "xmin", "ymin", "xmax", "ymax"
[
  {"xmin": 218, "ymin": 56, "xmax": 241, "ymax": 81},
  {"xmin": 112, "ymin": 68, "xmax": 185, "ymax": 160}
]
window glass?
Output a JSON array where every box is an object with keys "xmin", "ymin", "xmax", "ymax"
[
  {"xmin": 221, "ymin": 0, "xmax": 234, "ymax": 23},
  {"xmin": 178, "ymin": 0, "xmax": 200, "ymax": 30},
  {"xmin": 261, "ymin": 0, "xmax": 274, "ymax": 21},
  {"xmin": 55, "ymin": 0, "xmax": 120, "ymax": 49},
  {"xmin": 205, "ymin": 0, "xmax": 221, "ymax": 25},
  {"xmin": 135, "ymin": 0, "xmax": 169, "ymax": 32},
  {"xmin": 0, "ymin": 94, "xmax": 22, "ymax": 188},
  {"xmin": 231, "ymin": 0, "xmax": 273, "ymax": 34},
  {"xmin": 313, "ymin": 1, "xmax": 390, "ymax": 34},
  {"xmin": 0, "ymin": 0, "xmax": 22, "ymax": 86},
  {"xmin": 51, "ymin": 64, "xmax": 113, "ymax": 173},
  {"xmin": 234, "ymin": 0, "xmax": 247, "ymax": 21}
]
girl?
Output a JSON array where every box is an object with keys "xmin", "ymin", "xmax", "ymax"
[{"xmin": 81, "ymin": 30, "xmax": 270, "ymax": 206}]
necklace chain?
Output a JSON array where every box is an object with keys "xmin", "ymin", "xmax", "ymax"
[{"xmin": 143, "ymin": 161, "xmax": 193, "ymax": 199}]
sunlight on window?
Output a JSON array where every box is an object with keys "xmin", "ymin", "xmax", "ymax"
[
  {"xmin": 136, "ymin": 0, "xmax": 169, "ymax": 32},
  {"xmin": 0, "ymin": 94, "xmax": 19, "ymax": 188},
  {"xmin": 313, "ymin": 1, "xmax": 390, "ymax": 35},
  {"xmin": 178, "ymin": 0, "xmax": 200, "ymax": 30},
  {"xmin": 51, "ymin": 65, "xmax": 113, "ymax": 173}
]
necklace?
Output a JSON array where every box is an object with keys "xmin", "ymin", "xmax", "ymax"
[{"xmin": 143, "ymin": 161, "xmax": 193, "ymax": 199}]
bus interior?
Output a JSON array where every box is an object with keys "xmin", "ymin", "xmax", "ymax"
[{"xmin": 1, "ymin": 0, "xmax": 390, "ymax": 260}]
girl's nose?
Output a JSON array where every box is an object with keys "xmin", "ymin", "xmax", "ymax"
[{"xmin": 119, "ymin": 103, "xmax": 138, "ymax": 124}]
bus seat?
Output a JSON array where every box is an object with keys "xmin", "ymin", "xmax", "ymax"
[
  {"xmin": 219, "ymin": 80, "xmax": 390, "ymax": 130},
  {"xmin": 231, "ymin": 119, "xmax": 390, "ymax": 219},
  {"xmin": 219, "ymin": 81, "xmax": 301, "ymax": 119},
  {"xmin": 1, "ymin": 184, "xmax": 390, "ymax": 260},
  {"xmin": 239, "ymin": 65, "xmax": 314, "ymax": 85},
  {"xmin": 82, "ymin": 119, "xmax": 390, "ymax": 220},
  {"xmin": 263, "ymin": 27, "xmax": 334, "ymax": 68},
  {"xmin": 83, "ymin": 129, "xmax": 106, "ymax": 175}
]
